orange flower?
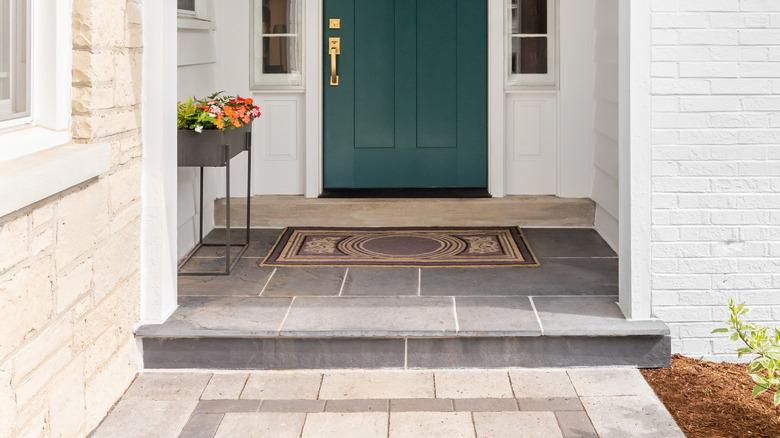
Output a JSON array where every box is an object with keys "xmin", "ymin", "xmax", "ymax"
[
  {"xmin": 232, "ymin": 119, "xmax": 241, "ymax": 128},
  {"xmin": 215, "ymin": 115, "xmax": 224, "ymax": 129},
  {"xmin": 224, "ymin": 106, "xmax": 235, "ymax": 118},
  {"xmin": 245, "ymin": 98, "xmax": 253, "ymax": 105}
]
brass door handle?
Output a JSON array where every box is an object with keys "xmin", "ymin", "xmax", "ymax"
[{"xmin": 329, "ymin": 37, "xmax": 341, "ymax": 86}]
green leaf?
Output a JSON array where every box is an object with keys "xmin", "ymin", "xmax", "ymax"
[
  {"xmin": 712, "ymin": 328, "xmax": 730, "ymax": 334},
  {"xmin": 774, "ymin": 391, "xmax": 780, "ymax": 407},
  {"xmin": 753, "ymin": 384, "xmax": 769, "ymax": 398}
]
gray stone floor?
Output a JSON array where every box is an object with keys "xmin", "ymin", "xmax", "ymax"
[
  {"xmin": 91, "ymin": 368, "xmax": 684, "ymax": 438},
  {"xmin": 178, "ymin": 228, "xmax": 619, "ymax": 297}
]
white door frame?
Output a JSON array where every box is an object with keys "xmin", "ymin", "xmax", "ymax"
[
  {"xmin": 140, "ymin": 0, "xmax": 653, "ymax": 323},
  {"xmin": 303, "ymin": 0, "xmax": 505, "ymax": 198}
]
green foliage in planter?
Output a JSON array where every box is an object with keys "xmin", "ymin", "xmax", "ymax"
[{"xmin": 714, "ymin": 299, "xmax": 780, "ymax": 406}]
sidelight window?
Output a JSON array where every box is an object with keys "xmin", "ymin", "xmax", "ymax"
[
  {"xmin": 251, "ymin": 0, "xmax": 302, "ymax": 89},
  {"xmin": 508, "ymin": 0, "xmax": 556, "ymax": 87},
  {"xmin": 0, "ymin": 0, "xmax": 29, "ymax": 123}
]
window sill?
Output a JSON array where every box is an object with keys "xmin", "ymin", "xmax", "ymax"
[
  {"xmin": 0, "ymin": 126, "xmax": 70, "ymax": 163},
  {"xmin": 0, "ymin": 142, "xmax": 110, "ymax": 218},
  {"xmin": 177, "ymin": 17, "xmax": 214, "ymax": 30}
]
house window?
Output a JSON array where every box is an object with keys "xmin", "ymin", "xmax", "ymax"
[
  {"xmin": 508, "ymin": 0, "xmax": 556, "ymax": 87},
  {"xmin": 0, "ymin": 0, "xmax": 30, "ymax": 123},
  {"xmin": 251, "ymin": 0, "xmax": 302, "ymax": 89}
]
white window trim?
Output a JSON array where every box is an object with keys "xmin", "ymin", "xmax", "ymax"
[
  {"xmin": 0, "ymin": 0, "xmax": 110, "ymax": 219},
  {"xmin": 506, "ymin": 0, "xmax": 558, "ymax": 90},
  {"xmin": 250, "ymin": 0, "xmax": 304, "ymax": 91},
  {"xmin": 177, "ymin": 0, "xmax": 214, "ymax": 30}
]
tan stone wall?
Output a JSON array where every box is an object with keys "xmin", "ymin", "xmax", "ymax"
[{"xmin": 0, "ymin": 0, "xmax": 143, "ymax": 436}]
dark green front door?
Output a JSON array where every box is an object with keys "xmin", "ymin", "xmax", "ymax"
[{"xmin": 323, "ymin": 0, "xmax": 487, "ymax": 189}]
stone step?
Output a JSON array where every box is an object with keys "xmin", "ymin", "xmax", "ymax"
[
  {"xmin": 214, "ymin": 195, "xmax": 596, "ymax": 228},
  {"xmin": 136, "ymin": 296, "xmax": 670, "ymax": 370}
]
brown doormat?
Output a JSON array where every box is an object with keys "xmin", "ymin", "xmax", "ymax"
[{"xmin": 261, "ymin": 227, "xmax": 539, "ymax": 268}]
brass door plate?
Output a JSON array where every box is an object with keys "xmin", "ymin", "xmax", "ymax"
[{"xmin": 329, "ymin": 18, "xmax": 341, "ymax": 29}]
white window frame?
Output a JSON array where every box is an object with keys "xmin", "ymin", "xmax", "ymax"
[
  {"xmin": 0, "ymin": 0, "xmax": 71, "ymax": 151},
  {"xmin": 250, "ymin": 0, "xmax": 304, "ymax": 90},
  {"xmin": 177, "ymin": 0, "xmax": 214, "ymax": 30},
  {"xmin": 506, "ymin": 0, "xmax": 558, "ymax": 89}
]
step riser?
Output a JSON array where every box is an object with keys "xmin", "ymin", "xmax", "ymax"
[
  {"xmin": 214, "ymin": 196, "xmax": 596, "ymax": 228},
  {"xmin": 142, "ymin": 336, "xmax": 670, "ymax": 370}
]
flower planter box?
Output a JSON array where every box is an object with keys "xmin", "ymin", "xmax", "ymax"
[{"xmin": 177, "ymin": 126, "xmax": 251, "ymax": 168}]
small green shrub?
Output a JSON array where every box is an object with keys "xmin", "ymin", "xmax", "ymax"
[{"xmin": 714, "ymin": 299, "xmax": 780, "ymax": 407}]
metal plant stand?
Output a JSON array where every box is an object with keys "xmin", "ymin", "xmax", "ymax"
[{"xmin": 177, "ymin": 128, "xmax": 252, "ymax": 276}]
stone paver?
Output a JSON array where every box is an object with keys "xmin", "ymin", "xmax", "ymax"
[
  {"xmin": 122, "ymin": 373, "xmax": 211, "ymax": 401},
  {"xmin": 302, "ymin": 412, "xmax": 388, "ymax": 438},
  {"xmin": 435, "ymin": 370, "xmax": 513, "ymax": 398},
  {"xmin": 92, "ymin": 369, "xmax": 684, "ymax": 437},
  {"xmin": 214, "ymin": 413, "xmax": 306, "ymax": 438},
  {"xmin": 473, "ymin": 412, "xmax": 563, "ymax": 438},
  {"xmin": 555, "ymin": 411, "xmax": 598, "ymax": 438},
  {"xmin": 240, "ymin": 371, "xmax": 322, "ymax": 400},
  {"xmin": 389, "ymin": 412, "xmax": 476, "ymax": 438},
  {"xmin": 178, "ymin": 413, "xmax": 223, "ymax": 438},
  {"xmin": 91, "ymin": 398, "xmax": 197, "ymax": 438},
  {"xmin": 581, "ymin": 395, "xmax": 684, "ymax": 438},
  {"xmin": 320, "ymin": 370, "xmax": 434, "ymax": 399},
  {"xmin": 567, "ymin": 368, "xmax": 656, "ymax": 397},
  {"xmin": 201, "ymin": 373, "xmax": 249, "ymax": 400},
  {"xmin": 509, "ymin": 370, "xmax": 578, "ymax": 398}
]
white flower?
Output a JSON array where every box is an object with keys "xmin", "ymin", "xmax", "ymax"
[{"xmin": 194, "ymin": 125, "xmax": 203, "ymax": 133}]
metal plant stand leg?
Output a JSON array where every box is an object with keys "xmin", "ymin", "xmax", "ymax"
[{"xmin": 178, "ymin": 135, "xmax": 252, "ymax": 276}]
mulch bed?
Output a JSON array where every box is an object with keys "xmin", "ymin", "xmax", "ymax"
[{"xmin": 641, "ymin": 355, "xmax": 780, "ymax": 438}]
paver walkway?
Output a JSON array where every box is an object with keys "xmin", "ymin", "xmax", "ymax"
[{"xmin": 91, "ymin": 368, "xmax": 683, "ymax": 437}]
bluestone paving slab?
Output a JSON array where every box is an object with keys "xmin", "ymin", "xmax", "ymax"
[
  {"xmin": 189, "ymin": 244, "xmax": 246, "ymax": 260},
  {"xmin": 453, "ymin": 398, "xmax": 518, "ymax": 412},
  {"xmin": 122, "ymin": 373, "xmax": 211, "ymax": 401},
  {"xmin": 91, "ymin": 398, "xmax": 197, "ymax": 438},
  {"xmin": 280, "ymin": 296, "xmax": 456, "ymax": 336},
  {"xmin": 301, "ymin": 413, "xmax": 389, "ymax": 438},
  {"xmin": 533, "ymin": 296, "xmax": 670, "ymax": 336},
  {"xmin": 581, "ymin": 395, "xmax": 684, "ymax": 438},
  {"xmin": 319, "ymin": 371, "xmax": 434, "ymax": 400},
  {"xmin": 567, "ymin": 369, "xmax": 658, "ymax": 397},
  {"xmin": 178, "ymin": 413, "xmax": 224, "ymax": 438},
  {"xmin": 516, "ymin": 397, "xmax": 583, "ymax": 411},
  {"xmin": 341, "ymin": 268, "xmax": 419, "ymax": 296},
  {"xmin": 142, "ymin": 337, "xmax": 406, "ymax": 369},
  {"xmin": 390, "ymin": 398, "xmax": 454, "ymax": 412},
  {"xmin": 473, "ymin": 412, "xmax": 563, "ymax": 438},
  {"xmin": 555, "ymin": 411, "xmax": 598, "ymax": 438},
  {"xmin": 214, "ymin": 413, "xmax": 305, "ymax": 438},
  {"xmin": 240, "ymin": 372, "xmax": 322, "ymax": 400},
  {"xmin": 509, "ymin": 370, "xmax": 578, "ymax": 398},
  {"xmin": 407, "ymin": 336, "xmax": 670, "ymax": 368},
  {"xmin": 136, "ymin": 297, "xmax": 291, "ymax": 337},
  {"xmin": 195, "ymin": 399, "xmax": 261, "ymax": 414},
  {"xmin": 179, "ymin": 252, "xmax": 245, "ymax": 273},
  {"xmin": 454, "ymin": 297, "xmax": 541, "ymax": 336},
  {"xmin": 522, "ymin": 228, "xmax": 617, "ymax": 258},
  {"xmin": 389, "ymin": 412, "xmax": 476, "ymax": 438},
  {"xmin": 325, "ymin": 399, "xmax": 390, "ymax": 412},
  {"xmin": 259, "ymin": 399, "xmax": 325, "ymax": 413},
  {"xmin": 201, "ymin": 373, "xmax": 249, "ymax": 400},
  {"xmin": 421, "ymin": 259, "xmax": 618, "ymax": 296},
  {"xmin": 178, "ymin": 259, "xmax": 274, "ymax": 297},
  {"xmin": 434, "ymin": 370, "xmax": 513, "ymax": 399},
  {"xmin": 203, "ymin": 228, "xmax": 283, "ymax": 258},
  {"xmin": 261, "ymin": 267, "xmax": 346, "ymax": 297}
]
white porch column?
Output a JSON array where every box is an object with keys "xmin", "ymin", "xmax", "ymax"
[
  {"xmin": 141, "ymin": 0, "xmax": 179, "ymax": 323},
  {"xmin": 618, "ymin": 0, "xmax": 652, "ymax": 320}
]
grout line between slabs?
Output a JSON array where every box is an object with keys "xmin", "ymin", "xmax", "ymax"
[
  {"xmin": 528, "ymin": 296, "xmax": 544, "ymax": 335},
  {"xmin": 277, "ymin": 296, "xmax": 296, "ymax": 332},
  {"xmin": 258, "ymin": 267, "xmax": 277, "ymax": 297},
  {"xmin": 338, "ymin": 268, "xmax": 349, "ymax": 297}
]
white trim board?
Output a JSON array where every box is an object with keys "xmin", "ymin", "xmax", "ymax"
[{"xmin": 304, "ymin": 0, "xmax": 506, "ymax": 198}]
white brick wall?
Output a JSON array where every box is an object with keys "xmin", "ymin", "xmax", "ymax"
[{"xmin": 651, "ymin": 0, "xmax": 780, "ymax": 360}]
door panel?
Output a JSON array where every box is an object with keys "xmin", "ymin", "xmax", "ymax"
[{"xmin": 324, "ymin": 0, "xmax": 487, "ymax": 189}]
